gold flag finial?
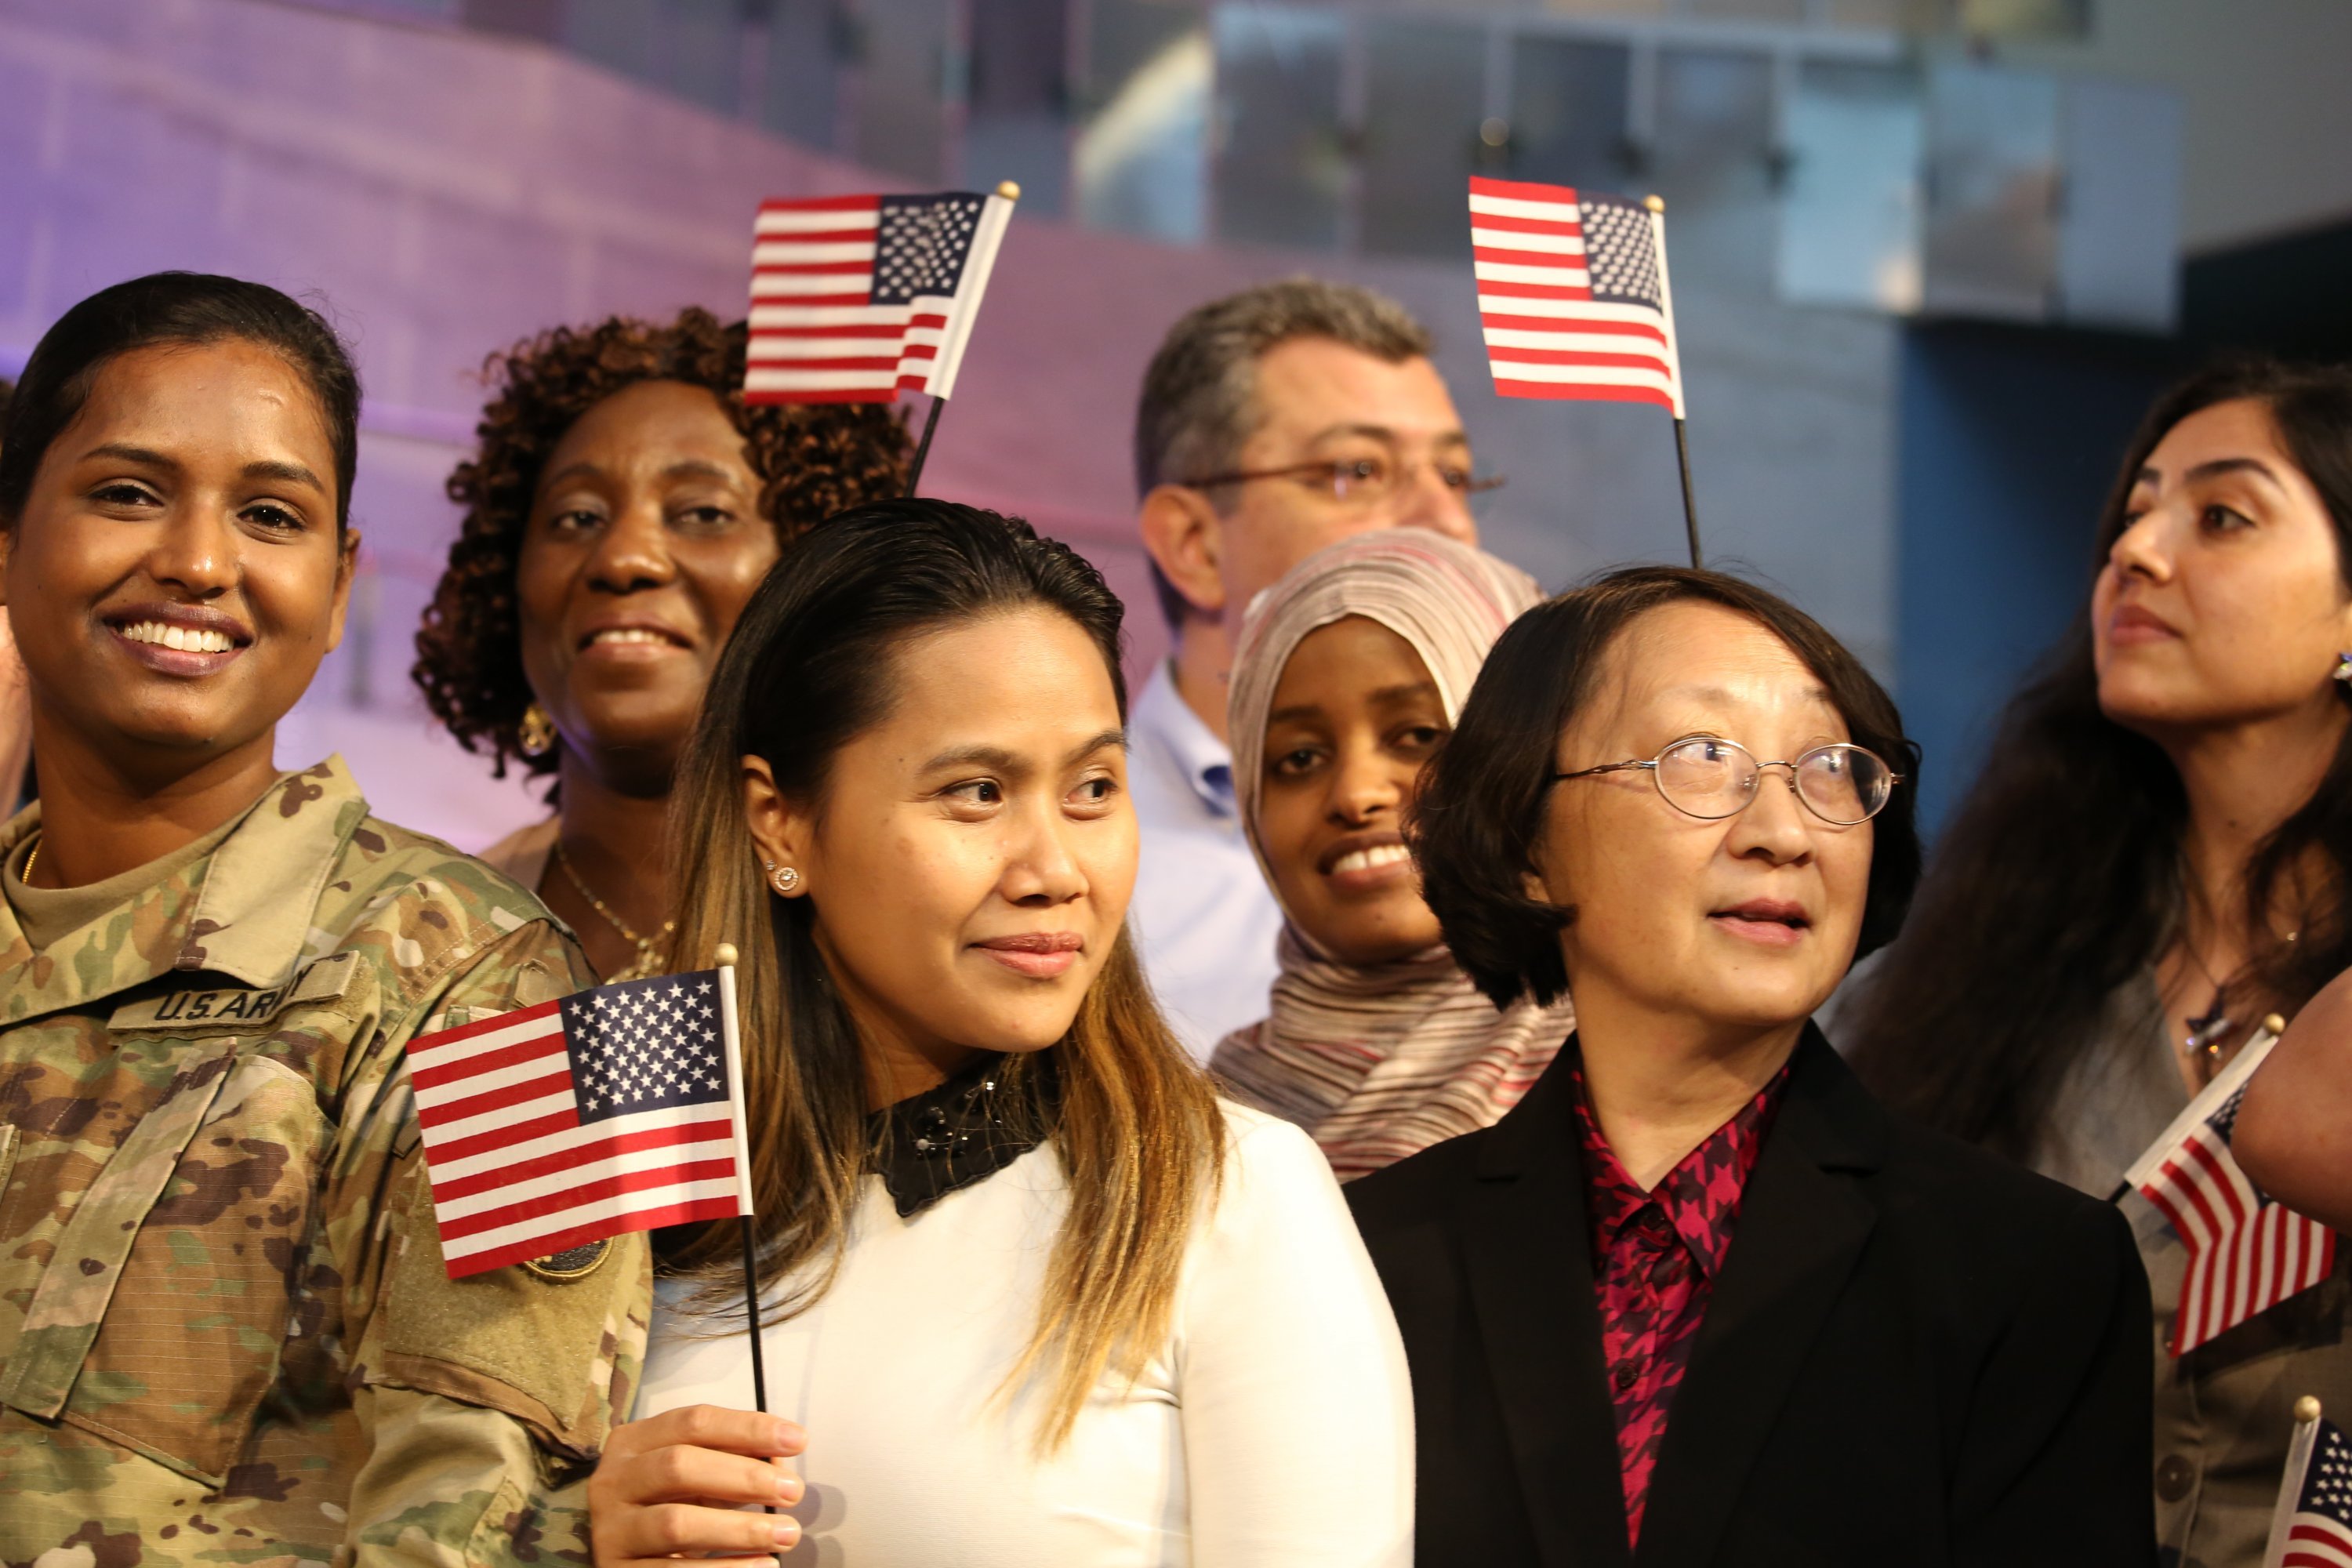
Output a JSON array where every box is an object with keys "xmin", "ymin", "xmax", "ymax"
[
  {"xmin": 1644, "ymin": 194, "xmax": 1665, "ymax": 214},
  {"xmin": 2265, "ymin": 1012, "xmax": 2289, "ymax": 1036},
  {"xmin": 2297, "ymin": 1395, "xmax": 2325, "ymax": 1424},
  {"xmin": 996, "ymin": 180, "xmax": 1022, "ymax": 201},
  {"xmin": 714, "ymin": 942, "xmax": 739, "ymax": 968}
]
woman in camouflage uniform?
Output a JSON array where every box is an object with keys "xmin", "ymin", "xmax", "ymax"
[{"xmin": 0, "ymin": 273, "xmax": 650, "ymax": 1563}]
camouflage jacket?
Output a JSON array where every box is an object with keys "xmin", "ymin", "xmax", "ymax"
[{"xmin": 0, "ymin": 760, "xmax": 652, "ymax": 1566}]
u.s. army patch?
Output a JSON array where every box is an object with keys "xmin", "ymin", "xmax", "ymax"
[
  {"xmin": 107, "ymin": 953, "xmax": 358, "ymax": 1031},
  {"xmin": 523, "ymin": 1239, "xmax": 613, "ymax": 1280}
]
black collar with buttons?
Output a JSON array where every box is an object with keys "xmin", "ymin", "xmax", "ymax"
[{"xmin": 867, "ymin": 1051, "xmax": 1051, "ymax": 1218}]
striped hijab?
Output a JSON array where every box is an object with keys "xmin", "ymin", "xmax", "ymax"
[{"xmin": 1208, "ymin": 530, "xmax": 1573, "ymax": 1181}]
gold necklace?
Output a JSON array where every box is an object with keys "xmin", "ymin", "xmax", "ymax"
[
  {"xmin": 554, "ymin": 838, "xmax": 674, "ymax": 982},
  {"xmin": 20, "ymin": 834, "xmax": 38, "ymax": 887}
]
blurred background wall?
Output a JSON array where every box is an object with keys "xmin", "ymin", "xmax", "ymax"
[{"xmin": 2, "ymin": 0, "xmax": 2348, "ymax": 843}]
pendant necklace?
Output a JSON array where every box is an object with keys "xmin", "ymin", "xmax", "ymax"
[
  {"xmin": 554, "ymin": 839, "xmax": 674, "ymax": 982},
  {"xmin": 2176, "ymin": 927, "xmax": 2232, "ymax": 1073}
]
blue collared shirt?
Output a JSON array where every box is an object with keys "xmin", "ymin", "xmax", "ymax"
[{"xmin": 1125, "ymin": 660, "xmax": 1285, "ymax": 1062}]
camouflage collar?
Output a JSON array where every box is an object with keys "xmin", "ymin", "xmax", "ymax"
[{"xmin": 0, "ymin": 758, "xmax": 368, "ymax": 1022}]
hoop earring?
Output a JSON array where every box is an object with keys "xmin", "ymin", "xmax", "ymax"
[
  {"xmin": 517, "ymin": 702, "xmax": 557, "ymax": 757},
  {"xmin": 764, "ymin": 860, "xmax": 800, "ymax": 896}
]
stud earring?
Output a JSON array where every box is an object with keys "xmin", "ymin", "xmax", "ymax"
[
  {"xmin": 517, "ymin": 702, "xmax": 557, "ymax": 757},
  {"xmin": 2335, "ymin": 652, "xmax": 2352, "ymax": 684},
  {"xmin": 765, "ymin": 861, "xmax": 800, "ymax": 895}
]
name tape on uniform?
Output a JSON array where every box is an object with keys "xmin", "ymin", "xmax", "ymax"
[{"xmin": 107, "ymin": 952, "xmax": 358, "ymax": 1031}]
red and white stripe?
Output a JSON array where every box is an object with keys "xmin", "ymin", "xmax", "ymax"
[
  {"xmin": 1468, "ymin": 176, "xmax": 1683, "ymax": 416},
  {"xmin": 2129, "ymin": 1026, "xmax": 2339, "ymax": 1356},
  {"xmin": 2163, "ymin": 1185, "xmax": 2336, "ymax": 1356},
  {"xmin": 408, "ymin": 1000, "xmax": 745, "ymax": 1276},
  {"xmin": 745, "ymin": 191, "xmax": 1011, "ymax": 405},
  {"xmin": 2283, "ymin": 1517, "xmax": 2352, "ymax": 1568}
]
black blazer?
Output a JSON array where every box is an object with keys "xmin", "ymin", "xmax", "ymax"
[{"xmin": 1347, "ymin": 1028, "xmax": 2155, "ymax": 1568}]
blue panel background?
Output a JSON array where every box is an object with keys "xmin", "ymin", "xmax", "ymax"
[{"xmin": 1894, "ymin": 321, "xmax": 2176, "ymax": 835}]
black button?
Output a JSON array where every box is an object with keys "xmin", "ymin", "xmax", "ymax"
[
  {"xmin": 1613, "ymin": 1363, "xmax": 1639, "ymax": 1392},
  {"xmin": 2155, "ymin": 1454, "xmax": 2195, "ymax": 1502}
]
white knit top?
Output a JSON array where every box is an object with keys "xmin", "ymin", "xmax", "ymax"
[{"xmin": 637, "ymin": 1102, "xmax": 1414, "ymax": 1566}]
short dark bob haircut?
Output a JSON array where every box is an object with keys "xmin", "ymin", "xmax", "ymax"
[
  {"xmin": 1413, "ymin": 564, "xmax": 1923, "ymax": 1011},
  {"xmin": 0, "ymin": 272, "xmax": 361, "ymax": 533}
]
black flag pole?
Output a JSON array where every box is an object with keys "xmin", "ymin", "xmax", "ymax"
[
  {"xmin": 1673, "ymin": 417, "xmax": 1701, "ymax": 570},
  {"xmin": 1645, "ymin": 194, "xmax": 1701, "ymax": 569},
  {"xmin": 902, "ymin": 178, "xmax": 1021, "ymax": 499},
  {"xmin": 714, "ymin": 940, "xmax": 782, "ymax": 1516},
  {"xmin": 712, "ymin": 941, "xmax": 769, "ymax": 1421},
  {"xmin": 905, "ymin": 395, "xmax": 944, "ymax": 498}
]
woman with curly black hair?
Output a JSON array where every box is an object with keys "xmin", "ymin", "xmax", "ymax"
[{"xmin": 414, "ymin": 307, "xmax": 907, "ymax": 980}]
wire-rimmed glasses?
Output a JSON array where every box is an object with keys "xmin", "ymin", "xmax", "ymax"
[
  {"xmin": 1552, "ymin": 735, "xmax": 1900, "ymax": 826},
  {"xmin": 1181, "ymin": 455, "xmax": 1506, "ymax": 512}
]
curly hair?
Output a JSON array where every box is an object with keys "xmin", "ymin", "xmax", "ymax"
[{"xmin": 412, "ymin": 308, "xmax": 909, "ymax": 780}]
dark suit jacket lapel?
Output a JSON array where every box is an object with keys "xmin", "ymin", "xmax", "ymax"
[
  {"xmin": 1455, "ymin": 1047, "xmax": 1634, "ymax": 1568},
  {"xmin": 1634, "ymin": 1030, "xmax": 1885, "ymax": 1568}
]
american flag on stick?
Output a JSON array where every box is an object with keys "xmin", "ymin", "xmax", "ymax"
[
  {"xmin": 2263, "ymin": 1399, "xmax": 2352, "ymax": 1568},
  {"xmin": 1468, "ymin": 176, "xmax": 1684, "ymax": 416},
  {"xmin": 1468, "ymin": 176, "xmax": 1700, "ymax": 564},
  {"xmin": 2125, "ymin": 1018, "xmax": 2337, "ymax": 1356},
  {"xmin": 409, "ymin": 967, "xmax": 753, "ymax": 1278},
  {"xmin": 745, "ymin": 186, "xmax": 1017, "ymax": 405}
]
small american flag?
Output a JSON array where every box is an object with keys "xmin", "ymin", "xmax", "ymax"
[
  {"xmin": 2125, "ymin": 1023, "xmax": 2337, "ymax": 1356},
  {"xmin": 409, "ymin": 968, "xmax": 753, "ymax": 1278},
  {"xmin": 2265, "ymin": 1408, "xmax": 2352, "ymax": 1568},
  {"xmin": 745, "ymin": 189, "xmax": 1015, "ymax": 405},
  {"xmin": 1468, "ymin": 176, "xmax": 1684, "ymax": 417}
]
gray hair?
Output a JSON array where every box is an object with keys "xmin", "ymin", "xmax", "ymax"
[{"xmin": 1134, "ymin": 278, "xmax": 1434, "ymax": 626}]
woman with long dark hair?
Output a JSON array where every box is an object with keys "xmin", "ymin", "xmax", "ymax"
[
  {"xmin": 586, "ymin": 501, "xmax": 1411, "ymax": 1566},
  {"xmin": 1846, "ymin": 358, "xmax": 2352, "ymax": 1564},
  {"xmin": 414, "ymin": 310, "xmax": 906, "ymax": 980},
  {"xmin": 0, "ymin": 274, "xmax": 641, "ymax": 1559}
]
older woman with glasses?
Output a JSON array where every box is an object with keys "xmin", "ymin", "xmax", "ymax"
[{"xmin": 1347, "ymin": 566, "xmax": 2154, "ymax": 1566}]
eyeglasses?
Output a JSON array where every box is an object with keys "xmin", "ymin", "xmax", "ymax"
[
  {"xmin": 1552, "ymin": 735, "xmax": 1901, "ymax": 826},
  {"xmin": 1181, "ymin": 455, "xmax": 1507, "ymax": 511}
]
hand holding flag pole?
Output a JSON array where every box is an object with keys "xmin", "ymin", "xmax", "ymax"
[
  {"xmin": 742, "ymin": 180, "xmax": 1022, "ymax": 498},
  {"xmin": 1468, "ymin": 177, "xmax": 1700, "ymax": 568}
]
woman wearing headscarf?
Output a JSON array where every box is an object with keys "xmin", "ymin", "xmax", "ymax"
[{"xmin": 1210, "ymin": 529, "xmax": 1570, "ymax": 1181}]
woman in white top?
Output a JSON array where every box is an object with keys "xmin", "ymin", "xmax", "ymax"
[{"xmin": 589, "ymin": 499, "xmax": 1413, "ymax": 1567}]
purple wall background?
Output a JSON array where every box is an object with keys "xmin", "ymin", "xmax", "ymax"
[{"xmin": 0, "ymin": 0, "xmax": 1899, "ymax": 849}]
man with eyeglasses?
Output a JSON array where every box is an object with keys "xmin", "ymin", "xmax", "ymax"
[{"xmin": 1127, "ymin": 278, "xmax": 1502, "ymax": 1060}]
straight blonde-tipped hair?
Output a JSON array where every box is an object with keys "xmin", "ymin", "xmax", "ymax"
[{"xmin": 660, "ymin": 499, "xmax": 1225, "ymax": 1452}]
